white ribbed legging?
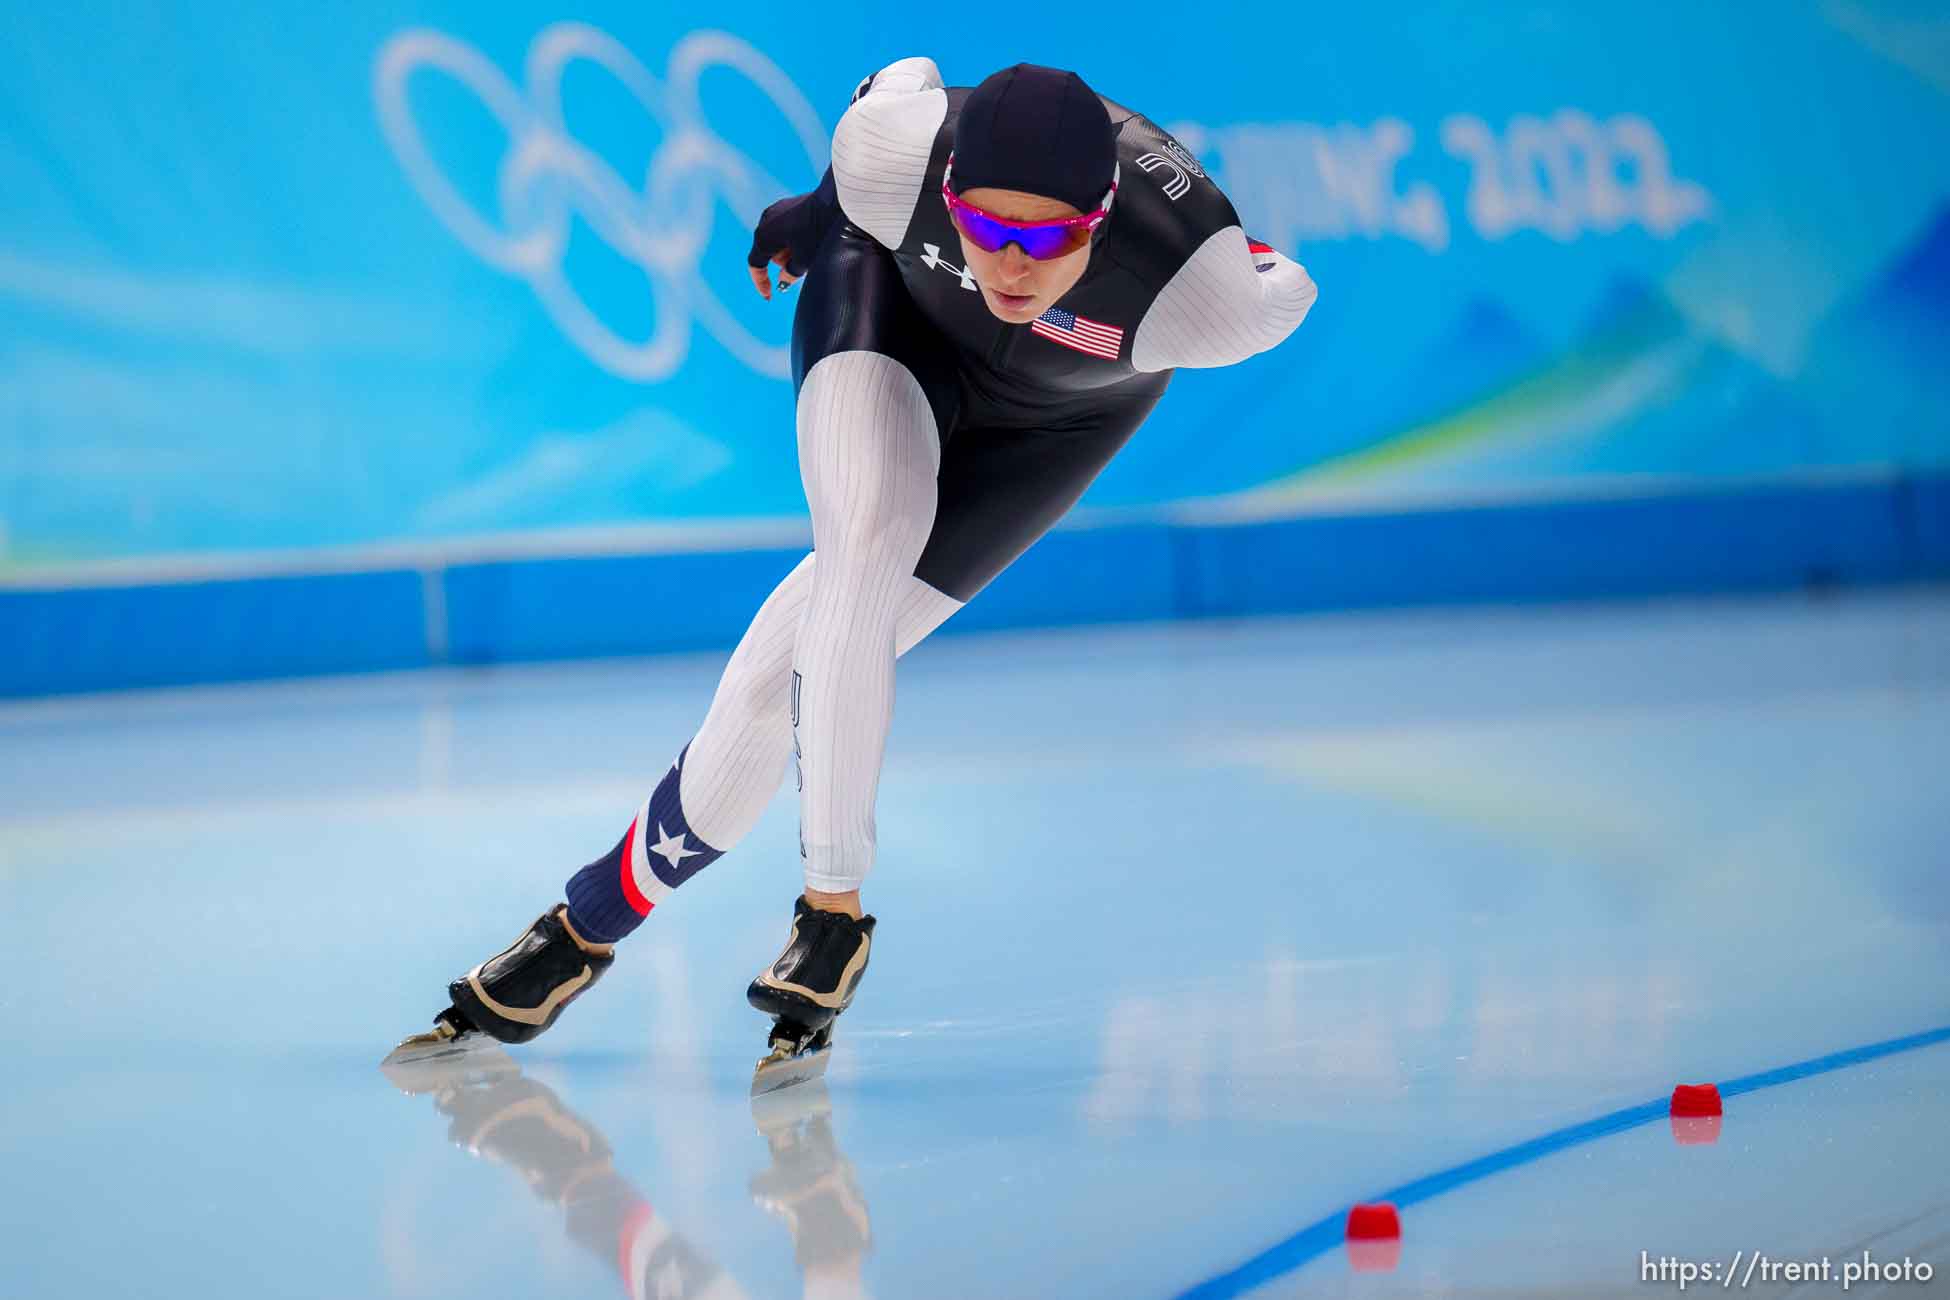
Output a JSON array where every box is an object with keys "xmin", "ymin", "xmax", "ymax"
[{"xmin": 672, "ymin": 351, "xmax": 959, "ymax": 893}]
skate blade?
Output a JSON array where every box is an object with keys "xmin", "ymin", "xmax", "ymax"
[
  {"xmin": 381, "ymin": 1026, "xmax": 512, "ymax": 1092},
  {"xmin": 751, "ymin": 1042, "xmax": 832, "ymax": 1098}
]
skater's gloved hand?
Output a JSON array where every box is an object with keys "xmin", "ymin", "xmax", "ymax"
[{"xmin": 746, "ymin": 170, "xmax": 838, "ymax": 300}]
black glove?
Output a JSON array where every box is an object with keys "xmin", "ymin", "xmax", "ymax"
[{"xmin": 746, "ymin": 168, "xmax": 839, "ymax": 282}]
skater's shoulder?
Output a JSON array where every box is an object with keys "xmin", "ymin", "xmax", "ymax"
[
  {"xmin": 830, "ymin": 56, "xmax": 953, "ymax": 251},
  {"xmin": 847, "ymin": 56, "xmax": 946, "ymax": 101},
  {"xmin": 1100, "ymin": 108, "xmax": 1243, "ymax": 289},
  {"xmin": 832, "ymin": 55, "xmax": 951, "ymax": 162}
]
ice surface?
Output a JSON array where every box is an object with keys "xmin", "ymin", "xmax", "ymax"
[{"xmin": 2, "ymin": 589, "xmax": 1946, "ymax": 1298}]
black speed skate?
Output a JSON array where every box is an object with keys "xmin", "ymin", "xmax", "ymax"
[
  {"xmin": 383, "ymin": 905, "xmax": 615, "ymax": 1066},
  {"xmin": 747, "ymin": 897, "xmax": 875, "ymax": 1096}
]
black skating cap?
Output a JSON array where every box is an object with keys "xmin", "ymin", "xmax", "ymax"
[{"xmin": 950, "ymin": 63, "xmax": 1116, "ymax": 215}]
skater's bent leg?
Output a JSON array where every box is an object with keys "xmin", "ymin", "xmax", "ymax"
[
  {"xmin": 564, "ymin": 551, "xmax": 961, "ymax": 943},
  {"xmin": 684, "ymin": 557, "xmax": 960, "ymax": 846},
  {"xmin": 560, "ymin": 557, "xmax": 810, "ymax": 942},
  {"xmin": 801, "ymin": 571, "xmax": 960, "ymax": 921},
  {"xmin": 678, "ymin": 552, "xmax": 818, "ymax": 847},
  {"xmin": 611, "ymin": 387, "xmax": 1164, "ymax": 927},
  {"xmin": 793, "ymin": 351, "xmax": 942, "ymax": 898},
  {"xmin": 561, "ymin": 559, "xmax": 816, "ymax": 943}
]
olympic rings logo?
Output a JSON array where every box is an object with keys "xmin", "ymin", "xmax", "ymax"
[{"xmin": 374, "ymin": 25, "xmax": 826, "ymax": 381}]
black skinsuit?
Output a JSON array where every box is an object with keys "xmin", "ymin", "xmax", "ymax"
[{"xmin": 769, "ymin": 64, "xmax": 1312, "ymax": 602}]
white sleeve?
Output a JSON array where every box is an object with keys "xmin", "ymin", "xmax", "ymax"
[
  {"xmin": 829, "ymin": 56, "xmax": 949, "ymax": 252},
  {"xmin": 1129, "ymin": 228, "xmax": 1318, "ymax": 372}
]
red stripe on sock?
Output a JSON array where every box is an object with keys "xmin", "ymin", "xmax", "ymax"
[
  {"xmin": 619, "ymin": 819, "xmax": 653, "ymax": 916},
  {"xmin": 617, "ymin": 1200, "xmax": 657, "ymax": 1290}
]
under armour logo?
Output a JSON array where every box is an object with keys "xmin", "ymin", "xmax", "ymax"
[{"xmin": 921, "ymin": 243, "xmax": 979, "ymax": 291}]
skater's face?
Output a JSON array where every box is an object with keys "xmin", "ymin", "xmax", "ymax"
[{"xmin": 953, "ymin": 187, "xmax": 1092, "ymax": 325}]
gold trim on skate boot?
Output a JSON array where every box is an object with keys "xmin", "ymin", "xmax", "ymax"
[
  {"xmin": 464, "ymin": 962, "xmax": 593, "ymax": 1027},
  {"xmin": 754, "ymin": 922, "xmax": 871, "ymax": 1010},
  {"xmin": 556, "ymin": 907, "xmax": 615, "ymax": 957}
]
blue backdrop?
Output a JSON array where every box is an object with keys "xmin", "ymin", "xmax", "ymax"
[{"xmin": 2, "ymin": 2, "xmax": 1947, "ymax": 691}]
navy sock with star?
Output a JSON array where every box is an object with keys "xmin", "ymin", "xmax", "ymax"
[{"xmin": 564, "ymin": 744, "xmax": 724, "ymax": 943}]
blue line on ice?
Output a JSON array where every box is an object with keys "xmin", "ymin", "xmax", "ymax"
[{"xmin": 1176, "ymin": 1023, "xmax": 1950, "ymax": 1299}]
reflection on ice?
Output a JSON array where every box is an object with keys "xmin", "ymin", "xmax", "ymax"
[
  {"xmin": 382, "ymin": 1049, "xmax": 874, "ymax": 1299},
  {"xmin": 751, "ymin": 1083, "xmax": 874, "ymax": 1297}
]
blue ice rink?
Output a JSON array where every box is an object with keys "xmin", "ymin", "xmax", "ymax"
[{"xmin": 4, "ymin": 589, "xmax": 1948, "ymax": 1298}]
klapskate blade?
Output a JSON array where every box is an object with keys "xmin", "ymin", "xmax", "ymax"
[
  {"xmin": 381, "ymin": 1026, "xmax": 500, "ymax": 1072},
  {"xmin": 751, "ymin": 1044, "xmax": 831, "ymax": 1097},
  {"xmin": 381, "ymin": 1032, "xmax": 516, "ymax": 1096}
]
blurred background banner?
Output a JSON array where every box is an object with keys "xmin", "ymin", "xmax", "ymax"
[
  {"xmin": 3, "ymin": 3, "xmax": 1948, "ymax": 698},
  {"xmin": 4, "ymin": 1, "xmax": 1946, "ymax": 576}
]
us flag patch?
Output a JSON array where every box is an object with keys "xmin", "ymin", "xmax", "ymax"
[{"xmin": 1031, "ymin": 307, "xmax": 1124, "ymax": 360}]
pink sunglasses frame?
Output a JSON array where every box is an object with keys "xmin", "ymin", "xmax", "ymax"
[{"xmin": 939, "ymin": 153, "xmax": 1119, "ymax": 259}]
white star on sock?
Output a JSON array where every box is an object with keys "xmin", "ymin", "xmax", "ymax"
[{"xmin": 651, "ymin": 822, "xmax": 701, "ymax": 873}]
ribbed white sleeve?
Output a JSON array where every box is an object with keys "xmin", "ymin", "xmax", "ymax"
[
  {"xmin": 829, "ymin": 56, "xmax": 947, "ymax": 251},
  {"xmin": 1130, "ymin": 228, "xmax": 1318, "ymax": 372}
]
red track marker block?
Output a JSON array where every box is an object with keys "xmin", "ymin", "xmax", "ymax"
[
  {"xmin": 1346, "ymin": 1202, "xmax": 1401, "ymax": 1239},
  {"xmin": 1345, "ymin": 1203, "xmax": 1402, "ymax": 1273},
  {"xmin": 1669, "ymin": 1083, "xmax": 1723, "ymax": 1117}
]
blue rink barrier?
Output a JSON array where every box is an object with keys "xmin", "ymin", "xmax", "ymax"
[
  {"xmin": 1910, "ymin": 475, "xmax": 1950, "ymax": 571},
  {"xmin": 0, "ymin": 568, "xmax": 431, "ymax": 697},
  {"xmin": 3, "ymin": 473, "xmax": 1946, "ymax": 697},
  {"xmin": 442, "ymin": 547, "xmax": 812, "ymax": 666},
  {"xmin": 1176, "ymin": 474, "xmax": 1925, "ymax": 617}
]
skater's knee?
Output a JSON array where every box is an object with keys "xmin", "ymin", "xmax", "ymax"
[
  {"xmin": 720, "ymin": 658, "xmax": 793, "ymax": 728},
  {"xmin": 801, "ymin": 441, "xmax": 937, "ymax": 567},
  {"xmin": 812, "ymin": 495, "xmax": 935, "ymax": 574},
  {"xmin": 710, "ymin": 554, "xmax": 816, "ymax": 723}
]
